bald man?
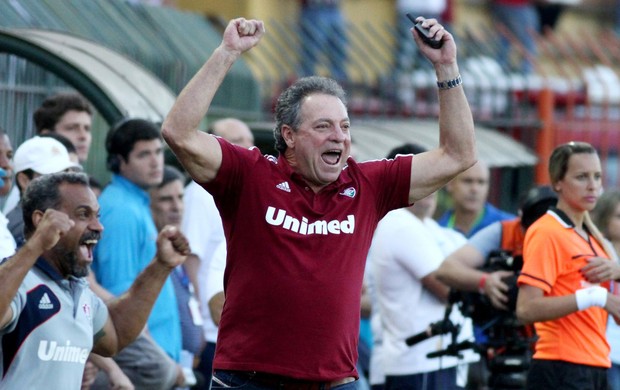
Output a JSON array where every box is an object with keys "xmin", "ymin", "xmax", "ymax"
[
  {"xmin": 180, "ymin": 118, "xmax": 254, "ymax": 389},
  {"xmin": 436, "ymin": 160, "xmax": 514, "ymax": 389},
  {"xmin": 208, "ymin": 118, "xmax": 254, "ymax": 149},
  {"xmin": 438, "ymin": 161, "xmax": 514, "ymax": 238}
]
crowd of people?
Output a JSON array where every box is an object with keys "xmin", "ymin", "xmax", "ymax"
[{"xmin": 1, "ymin": 10, "xmax": 620, "ymax": 390}]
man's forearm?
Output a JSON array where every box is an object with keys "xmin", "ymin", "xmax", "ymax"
[
  {"xmin": 436, "ymin": 259, "xmax": 486, "ymax": 292},
  {"xmin": 162, "ymin": 46, "xmax": 238, "ymax": 144},
  {"xmin": 106, "ymin": 260, "xmax": 174, "ymax": 349},
  {"xmin": 436, "ymin": 63, "xmax": 476, "ymax": 170}
]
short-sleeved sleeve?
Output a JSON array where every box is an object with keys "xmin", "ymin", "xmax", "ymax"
[
  {"xmin": 0, "ymin": 285, "xmax": 26, "ymax": 334},
  {"xmin": 518, "ymin": 218, "xmax": 560, "ymax": 292}
]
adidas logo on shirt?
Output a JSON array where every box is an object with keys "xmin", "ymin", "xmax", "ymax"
[
  {"xmin": 39, "ymin": 293, "xmax": 54, "ymax": 310},
  {"xmin": 276, "ymin": 181, "xmax": 291, "ymax": 192}
]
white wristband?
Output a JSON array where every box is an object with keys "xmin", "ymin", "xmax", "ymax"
[{"xmin": 575, "ymin": 286, "xmax": 608, "ymax": 311}]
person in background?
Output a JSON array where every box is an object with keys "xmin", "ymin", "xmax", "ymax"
[
  {"xmin": 181, "ymin": 117, "xmax": 254, "ymax": 389},
  {"xmin": 33, "ymin": 92, "xmax": 93, "ymax": 164},
  {"xmin": 93, "ymin": 118, "xmax": 182, "ymax": 361},
  {"xmin": 298, "ymin": 0, "xmax": 347, "ymax": 80},
  {"xmin": 490, "ymin": 0, "xmax": 539, "ymax": 74},
  {"xmin": 438, "ymin": 160, "xmax": 514, "ymax": 239},
  {"xmin": 3, "ymin": 92, "xmax": 93, "ymax": 216},
  {"xmin": 590, "ymin": 189, "xmax": 620, "ymax": 390},
  {"xmin": 370, "ymin": 143, "xmax": 477, "ymax": 390},
  {"xmin": 91, "ymin": 118, "xmax": 187, "ymax": 389},
  {"xmin": 436, "ymin": 185, "xmax": 557, "ymax": 389},
  {"xmin": 6, "ymin": 136, "xmax": 81, "ymax": 248},
  {"xmin": 150, "ymin": 165, "xmax": 203, "ymax": 389},
  {"xmin": 163, "ymin": 16, "xmax": 476, "ymax": 389},
  {"xmin": 0, "ymin": 171, "xmax": 190, "ymax": 388},
  {"xmin": 0, "ymin": 128, "xmax": 16, "ymax": 260},
  {"xmin": 436, "ymin": 185, "xmax": 557, "ymax": 310},
  {"xmin": 517, "ymin": 142, "xmax": 620, "ymax": 390},
  {"xmin": 436, "ymin": 160, "xmax": 513, "ymax": 389}
]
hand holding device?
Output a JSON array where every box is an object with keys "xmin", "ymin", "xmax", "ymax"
[{"xmin": 406, "ymin": 14, "xmax": 443, "ymax": 49}]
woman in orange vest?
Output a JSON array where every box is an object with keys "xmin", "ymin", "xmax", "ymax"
[{"xmin": 517, "ymin": 142, "xmax": 620, "ymax": 390}]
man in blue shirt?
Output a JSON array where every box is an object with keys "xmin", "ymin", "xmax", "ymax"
[{"xmin": 92, "ymin": 119, "xmax": 182, "ymax": 362}]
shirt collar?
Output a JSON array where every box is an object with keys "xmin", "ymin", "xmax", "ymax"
[
  {"xmin": 34, "ymin": 257, "xmax": 64, "ymax": 282},
  {"xmin": 275, "ymin": 154, "xmax": 354, "ymax": 191},
  {"xmin": 112, "ymin": 173, "xmax": 150, "ymax": 203},
  {"xmin": 547, "ymin": 206, "xmax": 590, "ymax": 234},
  {"xmin": 34, "ymin": 257, "xmax": 86, "ymax": 289}
]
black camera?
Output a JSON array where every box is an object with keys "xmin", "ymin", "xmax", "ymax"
[
  {"xmin": 458, "ymin": 250, "xmax": 521, "ymax": 325},
  {"xmin": 447, "ymin": 250, "xmax": 535, "ymax": 389}
]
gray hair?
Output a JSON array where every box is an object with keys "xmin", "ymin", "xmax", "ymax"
[{"xmin": 273, "ymin": 76, "xmax": 347, "ymax": 154}]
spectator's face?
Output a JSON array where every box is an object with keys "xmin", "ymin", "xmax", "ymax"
[
  {"xmin": 284, "ymin": 93, "xmax": 350, "ymax": 191},
  {"xmin": 555, "ymin": 153, "xmax": 602, "ymax": 213},
  {"xmin": 119, "ymin": 139, "xmax": 164, "ymax": 189},
  {"xmin": 447, "ymin": 161, "xmax": 490, "ymax": 214},
  {"xmin": 0, "ymin": 134, "xmax": 13, "ymax": 197},
  {"xmin": 52, "ymin": 110, "xmax": 92, "ymax": 163},
  {"xmin": 52, "ymin": 183, "xmax": 102, "ymax": 278},
  {"xmin": 150, "ymin": 179, "xmax": 184, "ymax": 231}
]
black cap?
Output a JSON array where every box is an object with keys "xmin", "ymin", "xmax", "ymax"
[{"xmin": 520, "ymin": 185, "xmax": 558, "ymax": 230}]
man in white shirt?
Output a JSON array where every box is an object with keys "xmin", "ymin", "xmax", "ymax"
[{"xmin": 368, "ymin": 144, "xmax": 478, "ymax": 390}]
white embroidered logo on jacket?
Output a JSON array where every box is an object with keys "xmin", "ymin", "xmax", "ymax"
[{"xmin": 265, "ymin": 206, "xmax": 355, "ymax": 235}]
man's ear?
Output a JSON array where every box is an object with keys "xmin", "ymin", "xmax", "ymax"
[
  {"xmin": 16, "ymin": 172, "xmax": 31, "ymax": 193},
  {"xmin": 282, "ymin": 125, "xmax": 295, "ymax": 149},
  {"xmin": 31, "ymin": 209, "xmax": 45, "ymax": 229}
]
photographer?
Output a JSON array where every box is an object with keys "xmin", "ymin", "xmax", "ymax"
[
  {"xmin": 436, "ymin": 186, "xmax": 557, "ymax": 309},
  {"xmin": 435, "ymin": 186, "xmax": 557, "ymax": 389}
]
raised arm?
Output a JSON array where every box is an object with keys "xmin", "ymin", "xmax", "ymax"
[
  {"xmin": 161, "ymin": 18, "xmax": 265, "ymax": 184},
  {"xmin": 0, "ymin": 210, "xmax": 73, "ymax": 329},
  {"xmin": 93, "ymin": 226, "xmax": 190, "ymax": 356},
  {"xmin": 406, "ymin": 17, "xmax": 477, "ymax": 203}
]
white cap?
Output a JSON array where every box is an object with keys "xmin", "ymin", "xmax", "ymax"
[{"xmin": 14, "ymin": 136, "xmax": 81, "ymax": 174}]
